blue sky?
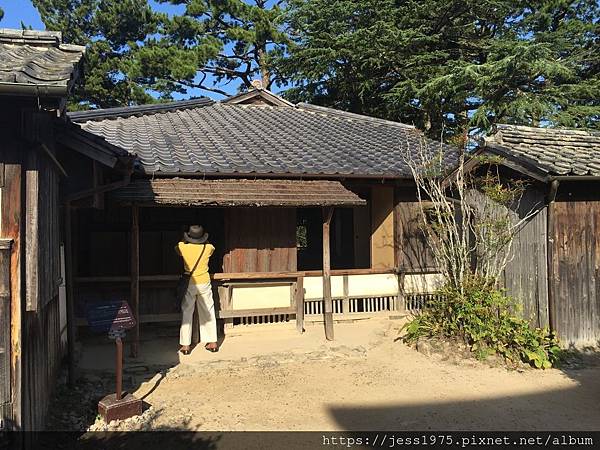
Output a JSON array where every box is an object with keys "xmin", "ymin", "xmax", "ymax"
[
  {"xmin": 1, "ymin": 1, "xmax": 44, "ymax": 29},
  {"xmin": 0, "ymin": 1, "xmax": 252, "ymax": 100}
]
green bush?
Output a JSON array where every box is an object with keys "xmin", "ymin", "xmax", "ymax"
[{"xmin": 402, "ymin": 276, "xmax": 562, "ymax": 369}]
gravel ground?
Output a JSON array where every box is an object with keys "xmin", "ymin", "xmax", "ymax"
[{"xmin": 46, "ymin": 319, "xmax": 600, "ymax": 433}]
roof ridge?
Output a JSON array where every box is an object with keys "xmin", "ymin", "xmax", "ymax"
[
  {"xmin": 0, "ymin": 28, "xmax": 62, "ymax": 45},
  {"xmin": 496, "ymin": 123, "xmax": 600, "ymax": 137},
  {"xmin": 68, "ymin": 98, "xmax": 215, "ymax": 122},
  {"xmin": 296, "ymin": 103, "xmax": 416, "ymax": 130},
  {"xmin": 222, "ymin": 88, "xmax": 295, "ymax": 107}
]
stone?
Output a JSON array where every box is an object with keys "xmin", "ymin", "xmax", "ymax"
[{"xmin": 416, "ymin": 340, "xmax": 433, "ymax": 357}]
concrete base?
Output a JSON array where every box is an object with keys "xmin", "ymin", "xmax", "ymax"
[{"xmin": 98, "ymin": 393, "xmax": 142, "ymax": 422}]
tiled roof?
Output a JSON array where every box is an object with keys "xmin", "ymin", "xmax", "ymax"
[
  {"xmin": 69, "ymin": 95, "xmax": 458, "ymax": 178},
  {"xmin": 0, "ymin": 29, "xmax": 85, "ymax": 94},
  {"xmin": 485, "ymin": 124, "xmax": 600, "ymax": 176},
  {"xmin": 110, "ymin": 178, "xmax": 366, "ymax": 207}
]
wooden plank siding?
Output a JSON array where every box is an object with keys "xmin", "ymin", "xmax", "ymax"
[
  {"xmin": 223, "ymin": 208, "xmax": 297, "ymax": 273},
  {"xmin": 21, "ymin": 297, "xmax": 61, "ymax": 431},
  {"xmin": 1, "ymin": 113, "xmax": 65, "ymax": 431},
  {"xmin": 25, "ymin": 148, "xmax": 61, "ymax": 311},
  {"xmin": 0, "ymin": 240, "xmax": 12, "ymax": 423},
  {"xmin": 551, "ymin": 200, "xmax": 600, "ymax": 346},
  {"xmin": 503, "ymin": 187, "xmax": 549, "ymax": 328},
  {"xmin": 1, "ymin": 144, "xmax": 23, "ymax": 429},
  {"xmin": 394, "ymin": 188, "xmax": 437, "ymax": 272}
]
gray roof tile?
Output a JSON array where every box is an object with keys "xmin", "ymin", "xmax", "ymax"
[
  {"xmin": 0, "ymin": 29, "xmax": 85, "ymax": 92},
  {"xmin": 70, "ymin": 98, "xmax": 457, "ymax": 178},
  {"xmin": 486, "ymin": 124, "xmax": 600, "ymax": 176}
]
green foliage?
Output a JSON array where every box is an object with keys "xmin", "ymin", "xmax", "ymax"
[
  {"xmin": 280, "ymin": 0, "xmax": 600, "ymax": 138},
  {"xmin": 33, "ymin": 0, "xmax": 289, "ymax": 108},
  {"xmin": 402, "ymin": 276, "xmax": 562, "ymax": 369}
]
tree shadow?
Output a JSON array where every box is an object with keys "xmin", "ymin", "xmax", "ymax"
[{"xmin": 328, "ymin": 381, "xmax": 600, "ymax": 431}]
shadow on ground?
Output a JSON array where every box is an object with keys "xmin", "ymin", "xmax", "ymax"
[{"xmin": 328, "ymin": 381, "xmax": 600, "ymax": 431}]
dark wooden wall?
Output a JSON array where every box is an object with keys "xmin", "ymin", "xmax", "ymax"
[
  {"xmin": 551, "ymin": 197, "xmax": 600, "ymax": 347},
  {"xmin": 21, "ymin": 298, "xmax": 62, "ymax": 431},
  {"xmin": 25, "ymin": 146, "xmax": 61, "ymax": 311},
  {"xmin": 0, "ymin": 106, "xmax": 64, "ymax": 432},
  {"xmin": 223, "ymin": 208, "xmax": 297, "ymax": 273}
]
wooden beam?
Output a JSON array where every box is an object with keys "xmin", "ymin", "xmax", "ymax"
[
  {"xmin": 25, "ymin": 150, "xmax": 39, "ymax": 311},
  {"xmin": 322, "ymin": 206, "xmax": 334, "ymax": 340},
  {"xmin": 64, "ymin": 176, "xmax": 130, "ymax": 203},
  {"xmin": 64, "ymin": 203, "xmax": 77, "ymax": 385},
  {"xmin": 295, "ymin": 276, "xmax": 304, "ymax": 333},
  {"xmin": 92, "ymin": 161, "xmax": 105, "ymax": 209},
  {"xmin": 39, "ymin": 143, "xmax": 67, "ymax": 177},
  {"xmin": 393, "ymin": 189, "xmax": 406, "ymax": 313},
  {"xmin": 57, "ymin": 132, "xmax": 118, "ymax": 168},
  {"xmin": 73, "ymin": 267, "xmax": 399, "ymax": 284},
  {"xmin": 547, "ymin": 180, "xmax": 559, "ymax": 333},
  {"xmin": 130, "ymin": 205, "xmax": 140, "ymax": 357},
  {"xmin": 2, "ymin": 149, "xmax": 23, "ymax": 429}
]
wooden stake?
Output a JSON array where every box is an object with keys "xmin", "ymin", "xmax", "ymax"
[
  {"xmin": 295, "ymin": 276, "xmax": 304, "ymax": 333},
  {"xmin": 130, "ymin": 205, "xmax": 140, "ymax": 357},
  {"xmin": 322, "ymin": 207, "xmax": 334, "ymax": 340}
]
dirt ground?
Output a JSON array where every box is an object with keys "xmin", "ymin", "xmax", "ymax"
[{"xmin": 50, "ymin": 316, "xmax": 600, "ymax": 432}]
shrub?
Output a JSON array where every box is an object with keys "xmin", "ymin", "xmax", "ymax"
[{"xmin": 402, "ymin": 276, "xmax": 561, "ymax": 369}]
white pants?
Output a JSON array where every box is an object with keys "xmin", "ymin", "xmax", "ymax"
[{"xmin": 179, "ymin": 282, "xmax": 218, "ymax": 346}]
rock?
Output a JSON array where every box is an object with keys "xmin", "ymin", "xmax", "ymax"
[{"xmin": 416, "ymin": 340, "xmax": 433, "ymax": 357}]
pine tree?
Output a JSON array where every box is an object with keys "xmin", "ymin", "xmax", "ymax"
[
  {"xmin": 33, "ymin": 0, "xmax": 162, "ymax": 108},
  {"xmin": 279, "ymin": 0, "xmax": 600, "ymax": 137},
  {"xmin": 33, "ymin": 0, "xmax": 289, "ymax": 108},
  {"xmin": 157, "ymin": 0, "xmax": 289, "ymax": 94}
]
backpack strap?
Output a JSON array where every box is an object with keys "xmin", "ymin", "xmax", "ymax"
[{"xmin": 187, "ymin": 244, "xmax": 207, "ymax": 275}]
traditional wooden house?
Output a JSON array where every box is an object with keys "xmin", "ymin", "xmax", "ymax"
[
  {"xmin": 64, "ymin": 88, "xmax": 458, "ymax": 354},
  {"xmin": 0, "ymin": 29, "xmax": 86, "ymax": 432},
  {"xmin": 481, "ymin": 124, "xmax": 600, "ymax": 347}
]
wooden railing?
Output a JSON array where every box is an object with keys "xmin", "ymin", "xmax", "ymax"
[{"xmin": 74, "ymin": 267, "xmax": 398, "ymax": 284}]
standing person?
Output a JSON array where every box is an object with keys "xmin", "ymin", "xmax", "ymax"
[{"xmin": 176, "ymin": 225, "xmax": 218, "ymax": 354}]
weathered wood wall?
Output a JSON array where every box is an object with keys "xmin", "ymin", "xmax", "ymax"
[
  {"xmin": 21, "ymin": 297, "xmax": 62, "ymax": 431},
  {"xmin": 0, "ymin": 240, "xmax": 12, "ymax": 425},
  {"xmin": 1, "ymin": 107, "xmax": 65, "ymax": 432},
  {"xmin": 503, "ymin": 186, "xmax": 549, "ymax": 328},
  {"xmin": 223, "ymin": 208, "xmax": 297, "ymax": 273},
  {"xmin": 394, "ymin": 187, "xmax": 437, "ymax": 272},
  {"xmin": 1, "ymin": 140, "xmax": 24, "ymax": 430},
  {"xmin": 551, "ymin": 196, "xmax": 600, "ymax": 347},
  {"xmin": 25, "ymin": 146, "xmax": 61, "ymax": 311}
]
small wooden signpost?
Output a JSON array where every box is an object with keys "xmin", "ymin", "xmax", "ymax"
[{"xmin": 86, "ymin": 300, "xmax": 142, "ymax": 422}]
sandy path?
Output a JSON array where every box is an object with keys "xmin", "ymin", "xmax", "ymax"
[{"xmin": 131, "ymin": 320, "xmax": 600, "ymax": 431}]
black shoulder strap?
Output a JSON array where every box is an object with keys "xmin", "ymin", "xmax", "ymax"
[{"xmin": 189, "ymin": 244, "xmax": 207, "ymax": 275}]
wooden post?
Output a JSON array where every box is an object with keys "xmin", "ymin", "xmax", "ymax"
[
  {"xmin": 342, "ymin": 275, "xmax": 350, "ymax": 314},
  {"xmin": 322, "ymin": 207, "xmax": 334, "ymax": 340},
  {"xmin": 130, "ymin": 205, "xmax": 140, "ymax": 357},
  {"xmin": 64, "ymin": 203, "xmax": 77, "ymax": 385},
  {"xmin": 393, "ymin": 189, "xmax": 406, "ymax": 313},
  {"xmin": 2, "ymin": 149, "xmax": 23, "ymax": 429},
  {"xmin": 546, "ymin": 180, "xmax": 559, "ymax": 334},
  {"xmin": 295, "ymin": 276, "xmax": 304, "ymax": 333}
]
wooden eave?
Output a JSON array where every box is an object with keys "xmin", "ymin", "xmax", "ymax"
[{"xmin": 109, "ymin": 178, "xmax": 367, "ymax": 207}]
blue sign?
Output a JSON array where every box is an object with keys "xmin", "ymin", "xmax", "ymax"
[{"xmin": 85, "ymin": 300, "xmax": 136, "ymax": 334}]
